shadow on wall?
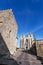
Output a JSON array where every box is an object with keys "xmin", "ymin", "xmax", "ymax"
[
  {"xmin": 0, "ymin": 33, "xmax": 19, "ymax": 65},
  {"xmin": 22, "ymin": 42, "xmax": 37, "ymax": 55},
  {"xmin": 29, "ymin": 42, "xmax": 37, "ymax": 55}
]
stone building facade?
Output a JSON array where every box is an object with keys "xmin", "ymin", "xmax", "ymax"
[
  {"xmin": 20, "ymin": 33, "xmax": 35, "ymax": 50},
  {"xmin": 20, "ymin": 34, "xmax": 43, "ymax": 57},
  {"xmin": 0, "ymin": 9, "xmax": 18, "ymax": 54},
  {"xmin": 36, "ymin": 40, "xmax": 43, "ymax": 57}
]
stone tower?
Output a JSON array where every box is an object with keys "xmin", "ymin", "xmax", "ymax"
[
  {"xmin": 0, "ymin": 9, "xmax": 18, "ymax": 54},
  {"xmin": 20, "ymin": 33, "xmax": 35, "ymax": 50},
  {"xmin": 28, "ymin": 33, "xmax": 35, "ymax": 49},
  {"xmin": 20, "ymin": 34, "xmax": 26, "ymax": 49}
]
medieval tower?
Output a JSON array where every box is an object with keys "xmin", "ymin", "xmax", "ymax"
[
  {"xmin": 0, "ymin": 9, "xmax": 18, "ymax": 55},
  {"xmin": 20, "ymin": 33, "xmax": 35, "ymax": 50}
]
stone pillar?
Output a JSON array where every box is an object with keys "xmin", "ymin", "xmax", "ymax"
[
  {"xmin": 28, "ymin": 33, "xmax": 34, "ymax": 49},
  {"xmin": 20, "ymin": 34, "xmax": 26, "ymax": 49}
]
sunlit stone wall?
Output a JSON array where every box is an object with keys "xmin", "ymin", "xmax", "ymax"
[{"xmin": 0, "ymin": 9, "xmax": 18, "ymax": 54}]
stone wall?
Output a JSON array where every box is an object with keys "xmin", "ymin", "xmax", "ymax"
[
  {"xmin": 36, "ymin": 40, "xmax": 43, "ymax": 57},
  {"xmin": 0, "ymin": 9, "xmax": 18, "ymax": 54}
]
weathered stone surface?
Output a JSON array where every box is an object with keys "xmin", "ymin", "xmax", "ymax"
[
  {"xmin": 13, "ymin": 49, "xmax": 42, "ymax": 65},
  {"xmin": 36, "ymin": 40, "xmax": 43, "ymax": 58},
  {"xmin": 0, "ymin": 9, "xmax": 18, "ymax": 54}
]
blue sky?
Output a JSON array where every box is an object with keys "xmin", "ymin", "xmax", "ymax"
[{"xmin": 0, "ymin": 0, "xmax": 43, "ymax": 47}]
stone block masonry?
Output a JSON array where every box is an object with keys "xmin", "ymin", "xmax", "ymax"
[{"xmin": 0, "ymin": 9, "xmax": 18, "ymax": 54}]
